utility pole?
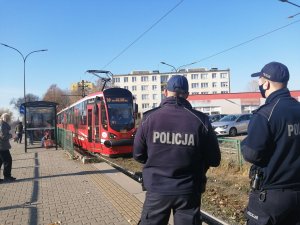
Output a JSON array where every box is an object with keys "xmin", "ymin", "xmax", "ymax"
[{"xmin": 77, "ymin": 80, "xmax": 89, "ymax": 97}]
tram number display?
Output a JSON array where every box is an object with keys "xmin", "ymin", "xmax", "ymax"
[{"xmin": 106, "ymin": 97, "xmax": 129, "ymax": 103}]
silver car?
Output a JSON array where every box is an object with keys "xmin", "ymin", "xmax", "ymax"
[
  {"xmin": 212, "ymin": 114, "xmax": 252, "ymax": 136},
  {"xmin": 209, "ymin": 114, "xmax": 228, "ymax": 123}
]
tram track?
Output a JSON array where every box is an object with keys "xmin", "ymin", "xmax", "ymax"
[{"xmin": 74, "ymin": 147, "xmax": 229, "ymax": 225}]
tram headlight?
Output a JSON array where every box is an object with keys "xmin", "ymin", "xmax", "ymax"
[
  {"xmin": 109, "ymin": 133, "xmax": 117, "ymax": 139},
  {"xmin": 102, "ymin": 132, "xmax": 108, "ymax": 138}
]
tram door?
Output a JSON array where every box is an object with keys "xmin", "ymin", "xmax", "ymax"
[
  {"xmin": 87, "ymin": 101, "xmax": 100, "ymax": 144},
  {"xmin": 87, "ymin": 108, "xmax": 93, "ymax": 142},
  {"xmin": 94, "ymin": 103, "xmax": 100, "ymax": 142}
]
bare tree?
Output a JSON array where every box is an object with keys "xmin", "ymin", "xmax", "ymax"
[
  {"xmin": 246, "ymin": 80, "xmax": 259, "ymax": 92},
  {"xmin": 10, "ymin": 93, "xmax": 40, "ymax": 111},
  {"xmin": 42, "ymin": 84, "xmax": 71, "ymax": 112}
]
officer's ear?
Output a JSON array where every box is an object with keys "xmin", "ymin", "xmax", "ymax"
[
  {"xmin": 184, "ymin": 92, "xmax": 189, "ymax": 99},
  {"xmin": 264, "ymin": 80, "xmax": 271, "ymax": 90},
  {"xmin": 164, "ymin": 89, "xmax": 168, "ymax": 97}
]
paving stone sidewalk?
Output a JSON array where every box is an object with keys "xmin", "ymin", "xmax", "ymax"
[{"xmin": 0, "ymin": 141, "xmax": 142, "ymax": 225}]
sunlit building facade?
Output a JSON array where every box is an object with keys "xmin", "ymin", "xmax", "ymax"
[{"xmin": 114, "ymin": 68, "xmax": 230, "ymax": 113}]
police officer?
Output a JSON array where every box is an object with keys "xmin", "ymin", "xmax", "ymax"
[
  {"xmin": 242, "ymin": 62, "xmax": 300, "ymax": 224},
  {"xmin": 133, "ymin": 75, "xmax": 221, "ymax": 225}
]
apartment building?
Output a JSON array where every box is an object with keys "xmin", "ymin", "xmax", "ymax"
[{"xmin": 113, "ymin": 68, "xmax": 230, "ymax": 113}]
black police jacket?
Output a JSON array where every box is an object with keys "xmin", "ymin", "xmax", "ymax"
[
  {"xmin": 133, "ymin": 96, "xmax": 221, "ymax": 195},
  {"xmin": 242, "ymin": 88, "xmax": 300, "ymax": 190}
]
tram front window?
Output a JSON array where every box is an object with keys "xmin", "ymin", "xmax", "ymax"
[{"xmin": 107, "ymin": 103, "xmax": 134, "ymax": 132}]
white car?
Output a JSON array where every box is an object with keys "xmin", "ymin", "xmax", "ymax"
[{"xmin": 212, "ymin": 114, "xmax": 252, "ymax": 136}]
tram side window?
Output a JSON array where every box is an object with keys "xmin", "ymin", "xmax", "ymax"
[
  {"xmin": 70, "ymin": 107, "xmax": 74, "ymax": 125},
  {"xmin": 82, "ymin": 102, "xmax": 87, "ymax": 125},
  {"xmin": 67, "ymin": 109, "xmax": 71, "ymax": 124},
  {"xmin": 74, "ymin": 108, "xmax": 79, "ymax": 126},
  {"xmin": 101, "ymin": 102, "xmax": 108, "ymax": 130}
]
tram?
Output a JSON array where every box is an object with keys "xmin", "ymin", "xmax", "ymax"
[{"xmin": 57, "ymin": 88, "xmax": 137, "ymax": 157}]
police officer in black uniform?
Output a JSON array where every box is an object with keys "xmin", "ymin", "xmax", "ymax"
[
  {"xmin": 133, "ymin": 75, "xmax": 221, "ymax": 225},
  {"xmin": 242, "ymin": 62, "xmax": 300, "ymax": 225}
]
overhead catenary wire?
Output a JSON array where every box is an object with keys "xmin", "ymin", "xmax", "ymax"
[
  {"xmin": 179, "ymin": 19, "xmax": 300, "ymax": 69},
  {"xmin": 102, "ymin": 0, "xmax": 185, "ymax": 69}
]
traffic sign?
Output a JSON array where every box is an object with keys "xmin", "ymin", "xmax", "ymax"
[{"xmin": 20, "ymin": 105, "xmax": 25, "ymax": 114}]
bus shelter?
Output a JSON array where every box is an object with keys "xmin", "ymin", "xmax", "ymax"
[{"xmin": 21, "ymin": 101, "xmax": 58, "ymax": 152}]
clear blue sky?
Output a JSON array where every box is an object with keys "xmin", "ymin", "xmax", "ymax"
[{"xmin": 1, "ymin": 0, "xmax": 300, "ymax": 112}]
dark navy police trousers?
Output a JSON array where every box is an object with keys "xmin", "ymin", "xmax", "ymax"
[
  {"xmin": 245, "ymin": 189, "xmax": 300, "ymax": 225},
  {"xmin": 138, "ymin": 192, "xmax": 201, "ymax": 225}
]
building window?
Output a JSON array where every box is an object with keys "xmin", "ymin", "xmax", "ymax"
[
  {"xmin": 161, "ymin": 75, "xmax": 168, "ymax": 83},
  {"xmin": 152, "ymin": 103, "xmax": 158, "ymax": 108},
  {"xmin": 191, "ymin": 83, "xmax": 199, "ymax": 88},
  {"xmin": 142, "ymin": 103, "xmax": 150, "ymax": 109},
  {"xmin": 220, "ymin": 73, "xmax": 227, "ymax": 79},
  {"xmin": 142, "ymin": 94, "xmax": 149, "ymax": 100},
  {"xmin": 114, "ymin": 77, "xmax": 120, "ymax": 83},
  {"xmin": 212, "ymin": 73, "xmax": 217, "ymax": 79},
  {"xmin": 141, "ymin": 85, "xmax": 148, "ymax": 91},
  {"xmin": 124, "ymin": 86, "xmax": 128, "ymax": 90},
  {"xmin": 141, "ymin": 76, "xmax": 149, "ymax": 82},
  {"xmin": 212, "ymin": 91, "xmax": 217, "ymax": 94},
  {"xmin": 201, "ymin": 83, "xmax": 208, "ymax": 88},
  {"xmin": 132, "ymin": 86, "xmax": 137, "ymax": 91},
  {"xmin": 191, "ymin": 92, "xmax": 199, "ymax": 95},
  {"xmin": 153, "ymin": 94, "xmax": 158, "ymax": 100},
  {"xmin": 221, "ymin": 82, "xmax": 228, "ymax": 87},
  {"xmin": 132, "ymin": 77, "xmax": 137, "ymax": 82},
  {"xmin": 124, "ymin": 77, "xmax": 128, "ymax": 82},
  {"xmin": 221, "ymin": 91, "xmax": 229, "ymax": 94},
  {"xmin": 152, "ymin": 85, "xmax": 157, "ymax": 90},
  {"xmin": 191, "ymin": 74, "xmax": 199, "ymax": 79},
  {"xmin": 152, "ymin": 76, "xmax": 157, "ymax": 81},
  {"xmin": 201, "ymin": 92, "xmax": 208, "ymax": 94},
  {"xmin": 212, "ymin": 82, "xmax": 217, "ymax": 87},
  {"xmin": 201, "ymin": 73, "xmax": 207, "ymax": 79}
]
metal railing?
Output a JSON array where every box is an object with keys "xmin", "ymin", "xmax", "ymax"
[
  {"xmin": 218, "ymin": 138, "xmax": 243, "ymax": 169},
  {"xmin": 55, "ymin": 128, "xmax": 238, "ymax": 225},
  {"xmin": 57, "ymin": 128, "xmax": 74, "ymax": 158}
]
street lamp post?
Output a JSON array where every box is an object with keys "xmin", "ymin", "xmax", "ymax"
[
  {"xmin": 1, "ymin": 43, "xmax": 47, "ymax": 102},
  {"xmin": 160, "ymin": 61, "xmax": 178, "ymax": 72},
  {"xmin": 279, "ymin": 0, "xmax": 300, "ymax": 18},
  {"xmin": 279, "ymin": 0, "xmax": 300, "ymax": 8},
  {"xmin": 160, "ymin": 61, "xmax": 193, "ymax": 73}
]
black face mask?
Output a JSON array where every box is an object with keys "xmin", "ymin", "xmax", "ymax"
[{"xmin": 259, "ymin": 84, "xmax": 266, "ymax": 98}]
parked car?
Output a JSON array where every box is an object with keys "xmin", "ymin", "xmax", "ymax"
[
  {"xmin": 212, "ymin": 114, "xmax": 252, "ymax": 136},
  {"xmin": 209, "ymin": 114, "xmax": 228, "ymax": 123}
]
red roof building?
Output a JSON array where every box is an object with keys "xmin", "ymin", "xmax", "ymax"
[{"xmin": 187, "ymin": 90, "xmax": 300, "ymax": 115}]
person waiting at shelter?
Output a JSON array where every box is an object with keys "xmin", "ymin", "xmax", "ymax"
[
  {"xmin": 15, "ymin": 122, "xmax": 23, "ymax": 143},
  {"xmin": 41, "ymin": 129, "xmax": 51, "ymax": 147}
]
